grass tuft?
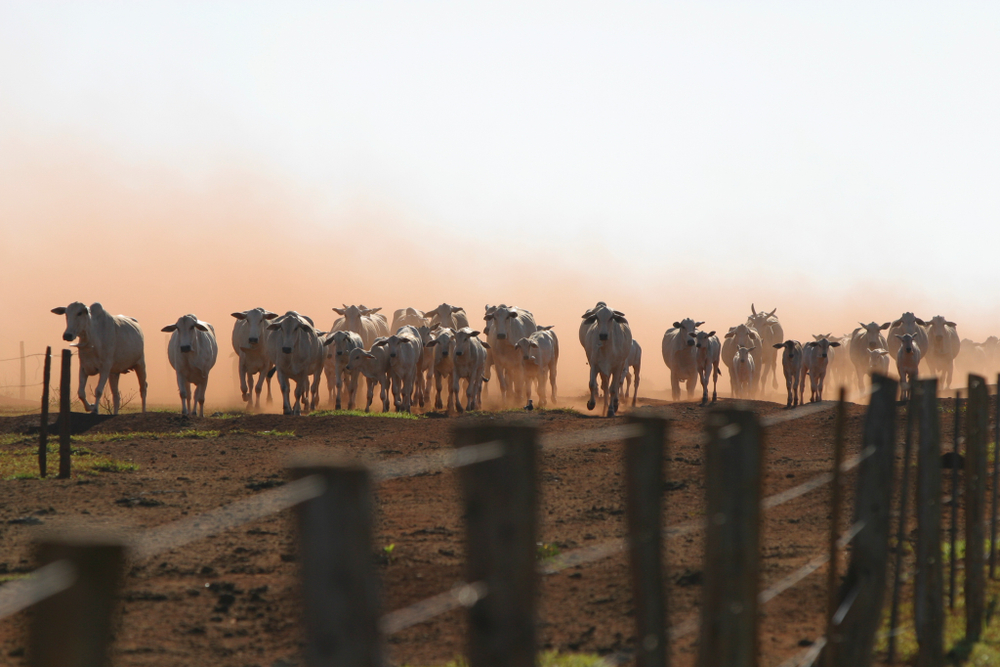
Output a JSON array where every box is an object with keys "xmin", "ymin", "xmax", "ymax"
[
  {"xmin": 0, "ymin": 443, "xmax": 138, "ymax": 480},
  {"xmin": 308, "ymin": 409, "xmax": 421, "ymax": 420}
]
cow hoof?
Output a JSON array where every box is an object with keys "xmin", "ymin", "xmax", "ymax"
[{"xmin": 587, "ymin": 400, "xmax": 596, "ymax": 411}]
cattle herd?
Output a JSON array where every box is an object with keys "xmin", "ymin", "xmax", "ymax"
[{"xmin": 48, "ymin": 300, "xmax": 982, "ymax": 418}]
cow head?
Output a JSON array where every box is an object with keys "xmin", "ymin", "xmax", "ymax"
[
  {"xmin": 453, "ymin": 328, "xmax": 486, "ymax": 358},
  {"xmin": 772, "ymin": 339, "xmax": 800, "ymax": 361},
  {"xmin": 332, "ymin": 304, "xmax": 364, "ymax": 328},
  {"xmin": 325, "ymin": 330, "xmax": 360, "ymax": 359},
  {"xmin": 736, "ymin": 345, "xmax": 755, "ymax": 362},
  {"xmin": 806, "ymin": 338, "xmax": 840, "ymax": 359},
  {"xmin": 868, "ymin": 348, "xmax": 890, "ymax": 370},
  {"xmin": 725, "ymin": 323, "xmax": 757, "ymax": 349},
  {"xmin": 162, "ymin": 314, "xmax": 210, "ymax": 353},
  {"xmin": 673, "ymin": 318, "xmax": 703, "ymax": 346},
  {"xmin": 268, "ymin": 314, "xmax": 313, "ymax": 354},
  {"xmin": 690, "ymin": 330, "xmax": 716, "ymax": 349},
  {"xmin": 747, "ymin": 305, "xmax": 777, "ymax": 333},
  {"xmin": 232, "ymin": 308, "xmax": 277, "ymax": 345},
  {"xmin": 583, "ymin": 305, "xmax": 627, "ymax": 342},
  {"xmin": 925, "ymin": 316, "xmax": 956, "ymax": 353},
  {"xmin": 52, "ymin": 301, "xmax": 92, "ymax": 342},
  {"xmin": 489, "ymin": 306, "xmax": 523, "ymax": 341},
  {"xmin": 857, "ymin": 321, "xmax": 890, "ymax": 350},
  {"xmin": 891, "ymin": 312, "xmax": 925, "ymax": 331},
  {"xmin": 425, "ymin": 327, "xmax": 455, "ymax": 359},
  {"xmin": 895, "ymin": 333, "xmax": 920, "ymax": 355}
]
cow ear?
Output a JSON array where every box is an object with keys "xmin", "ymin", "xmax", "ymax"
[
  {"xmin": 613, "ymin": 315, "xmax": 627, "ymax": 323},
  {"xmin": 891, "ymin": 320, "xmax": 901, "ymax": 327},
  {"xmin": 880, "ymin": 322, "xmax": 891, "ymax": 330},
  {"xmin": 806, "ymin": 341, "xmax": 817, "ymax": 347},
  {"xmin": 707, "ymin": 331, "xmax": 715, "ymax": 337},
  {"xmin": 724, "ymin": 331, "xmax": 735, "ymax": 338},
  {"xmin": 231, "ymin": 312, "xmax": 247, "ymax": 320},
  {"xmin": 773, "ymin": 343, "xmax": 783, "ymax": 349},
  {"xmin": 51, "ymin": 307, "xmax": 67, "ymax": 315},
  {"xmin": 481, "ymin": 342, "xmax": 491, "ymax": 349},
  {"xmin": 468, "ymin": 330, "xmax": 481, "ymax": 337},
  {"xmin": 672, "ymin": 321, "xmax": 682, "ymax": 328},
  {"xmin": 332, "ymin": 307, "xmax": 345, "ymax": 315},
  {"xmin": 264, "ymin": 311, "xmax": 278, "ymax": 320},
  {"xmin": 858, "ymin": 322, "xmax": 866, "ymax": 329},
  {"xmin": 613, "ymin": 310, "xmax": 625, "ymax": 317},
  {"xmin": 372, "ymin": 340, "xmax": 387, "ymax": 347},
  {"xmin": 426, "ymin": 340, "xmax": 439, "ymax": 347},
  {"xmin": 947, "ymin": 321, "xmax": 956, "ymax": 327},
  {"xmin": 914, "ymin": 318, "xmax": 925, "ymax": 325},
  {"xmin": 830, "ymin": 341, "xmax": 840, "ymax": 347},
  {"xmin": 688, "ymin": 332, "xmax": 696, "ymax": 337},
  {"xmin": 584, "ymin": 316, "xmax": 597, "ymax": 324},
  {"xmin": 485, "ymin": 313, "xmax": 494, "ymax": 321},
  {"xmin": 895, "ymin": 334, "xmax": 904, "ymax": 340},
  {"xmin": 161, "ymin": 325, "xmax": 177, "ymax": 332},
  {"xmin": 368, "ymin": 307, "xmax": 382, "ymax": 314},
  {"xmin": 451, "ymin": 306, "xmax": 462, "ymax": 313},
  {"xmin": 695, "ymin": 321, "xmax": 705, "ymax": 327},
  {"xmin": 363, "ymin": 352, "xmax": 376, "ymax": 359},
  {"xmin": 530, "ymin": 342, "xmax": 539, "ymax": 348},
  {"xmin": 267, "ymin": 323, "xmax": 281, "ymax": 331}
]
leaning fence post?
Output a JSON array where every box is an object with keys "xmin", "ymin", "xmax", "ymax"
[
  {"xmin": 949, "ymin": 391, "xmax": 961, "ymax": 609},
  {"xmin": 826, "ymin": 373, "xmax": 897, "ymax": 667},
  {"xmin": 58, "ymin": 349, "xmax": 71, "ymax": 479},
  {"xmin": 625, "ymin": 413, "xmax": 669, "ymax": 667},
  {"xmin": 288, "ymin": 455, "xmax": 382, "ymax": 667},
  {"xmin": 990, "ymin": 373, "xmax": 1000, "ymax": 580},
  {"xmin": 823, "ymin": 389, "xmax": 847, "ymax": 667},
  {"xmin": 38, "ymin": 347, "xmax": 51, "ymax": 478},
  {"xmin": 697, "ymin": 409, "xmax": 763, "ymax": 667},
  {"xmin": 28, "ymin": 535, "xmax": 126, "ymax": 667},
  {"xmin": 914, "ymin": 379, "xmax": 944, "ymax": 667},
  {"xmin": 965, "ymin": 375, "xmax": 988, "ymax": 641},
  {"xmin": 888, "ymin": 391, "xmax": 918, "ymax": 664},
  {"xmin": 456, "ymin": 423, "xmax": 538, "ymax": 667}
]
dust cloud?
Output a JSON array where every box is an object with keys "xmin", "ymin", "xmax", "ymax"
[{"xmin": 2, "ymin": 139, "xmax": 998, "ymax": 411}]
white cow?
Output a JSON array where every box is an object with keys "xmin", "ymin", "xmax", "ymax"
[
  {"xmin": 266, "ymin": 312, "xmax": 325, "ymax": 415},
  {"xmin": 514, "ymin": 326, "xmax": 559, "ymax": 408},
  {"xmin": 373, "ymin": 325, "xmax": 423, "ymax": 412},
  {"xmin": 323, "ymin": 330, "xmax": 364, "ymax": 410},
  {"xmin": 451, "ymin": 328, "xmax": 490, "ymax": 412},
  {"xmin": 390, "ymin": 308, "xmax": 429, "ymax": 333},
  {"xmin": 346, "ymin": 339, "xmax": 391, "ymax": 413},
  {"xmin": 331, "ymin": 304, "xmax": 384, "ymax": 349},
  {"xmin": 485, "ymin": 305, "xmax": 538, "ymax": 405},
  {"xmin": 733, "ymin": 346, "xmax": 756, "ymax": 399},
  {"xmin": 747, "ymin": 305, "xmax": 783, "ymax": 391},
  {"xmin": 773, "ymin": 340, "xmax": 804, "ymax": 408},
  {"xmin": 895, "ymin": 333, "xmax": 922, "ymax": 402},
  {"xmin": 887, "ymin": 313, "xmax": 929, "ymax": 363},
  {"xmin": 424, "ymin": 303, "xmax": 470, "ymax": 331},
  {"xmin": 802, "ymin": 338, "xmax": 840, "ymax": 403},
  {"xmin": 693, "ymin": 330, "xmax": 721, "ymax": 406},
  {"xmin": 162, "ymin": 314, "xmax": 218, "ymax": 417},
  {"xmin": 231, "ymin": 308, "xmax": 278, "ymax": 410},
  {"xmin": 52, "ymin": 302, "xmax": 148, "ymax": 415},
  {"xmin": 661, "ymin": 318, "xmax": 704, "ymax": 401},
  {"xmin": 622, "ymin": 339, "xmax": 642, "ymax": 407},
  {"xmin": 581, "ymin": 304, "xmax": 632, "ymax": 417},
  {"xmin": 722, "ymin": 324, "xmax": 764, "ymax": 398},
  {"xmin": 868, "ymin": 348, "xmax": 891, "ymax": 378},
  {"xmin": 849, "ymin": 322, "xmax": 890, "ymax": 391},
  {"xmin": 424, "ymin": 327, "xmax": 458, "ymax": 411},
  {"xmin": 923, "ymin": 316, "xmax": 960, "ymax": 388}
]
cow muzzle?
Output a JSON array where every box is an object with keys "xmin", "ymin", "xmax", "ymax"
[
  {"xmin": 497, "ymin": 333, "xmax": 506, "ymax": 340},
  {"xmin": 63, "ymin": 332, "xmax": 75, "ymax": 342},
  {"xmin": 248, "ymin": 337, "xmax": 258, "ymax": 344},
  {"xmin": 687, "ymin": 339, "xmax": 694, "ymax": 346},
  {"xmin": 442, "ymin": 351, "xmax": 449, "ymax": 357},
  {"xmin": 337, "ymin": 351, "xmax": 343, "ymax": 356},
  {"xmin": 456, "ymin": 351, "xmax": 463, "ymax": 356},
  {"xmin": 180, "ymin": 345, "xmax": 192, "ymax": 353},
  {"xmin": 390, "ymin": 353, "xmax": 396, "ymax": 358},
  {"xmin": 282, "ymin": 347, "xmax": 292, "ymax": 354},
  {"xmin": 599, "ymin": 333, "xmax": 608, "ymax": 341}
]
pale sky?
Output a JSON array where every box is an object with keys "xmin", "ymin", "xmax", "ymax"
[{"xmin": 2, "ymin": 2, "xmax": 1000, "ymax": 397}]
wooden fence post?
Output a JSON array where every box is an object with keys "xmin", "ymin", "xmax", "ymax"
[
  {"xmin": 990, "ymin": 373, "xmax": 1000, "ymax": 580},
  {"xmin": 58, "ymin": 349, "xmax": 71, "ymax": 479},
  {"xmin": 888, "ymin": 392, "xmax": 918, "ymax": 663},
  {"xmin": 38, "ymin": 347, "xmax": 51, "ymax": 478},
  {"xmin": 949, "ymin": 391, "xmax": 961, "ymax": 609},
  {"xmin": 456, "ymin": 423, "xmax": 538, "ymax": 667},
  {"xmin": 826, "ymin": 373, "xmax": 897, "ymax": 667},
  {"xmin": 823, "ymin": 389, "xmax": 847, "ymax": 667},
  {"xmin": 28, "ymin": 535, "xmax": 126, "ymax": 667},
  {"xmin": 625, "ymin": 413, "xmax": 669, "ymax": 667},
  {"xmin": 697, "ymin": 409, "xmax": 763, "ymax": 667},
  {"xmin": 914, "ymin": 379, "xmax": 944, "ymax": 667},
  {"xmin": 288, "ymin": 456, "xmax": 382, "ymax": 667},
  {"xmin": 19, "ymin": 340, "xmax": 26, "ymax": 400},
  {"xmin": 965, "ymin": 375, "xmax": 988, "ymax": 641}
]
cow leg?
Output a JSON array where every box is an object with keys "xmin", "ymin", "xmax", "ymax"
[
  {"xmin": 252, "ymin": 371, "xmax": 265, "ymax": 410},
  {"xmin": 134, "ymin": 362, "xmax": 148, "ymax": 413},
  {"xmin": 670, "ymin": 373, "xmax": 681, "ymax": 402},
  {"xmin": 278, "ymin": 372, "xmax": 293, "ymax": 415},
  {"xmin": 265, "ymin": 368, "xmax": 274, "ymax": 405},
  {"xmin": 710, "ymin": 366, "xmax": 717, "ymax": 403},
  {"xmin": 600, "ymin": 373, "xmax": 611, "ymax": 415},
  {"xmin": 105, "ymin": 372, "xmax": 121, "ymax": 415},
  {"xmin": 587, "ymin": 364, "xmax": 599, "ymax": 411},
  {"xmin": 434, "ymin": 373, "xmax": 444, "ymax": 410},
  {"xmin": 91, "ymin": 368, "xmax": 114, "ymax": 415},
  {"xmin": 77, "ymin": 366, "xmax": 95, "ymax": 413},
  {"xmin": 176, "ymin": 370, "xmax": 190, "ymax": 416},
  {"xmin": 239, "ymin": 359, "xmax": 251, "ymax": 402},
  {"xmin": 195, "ymin": 378, "xmax": 208, "ymax": 417}
]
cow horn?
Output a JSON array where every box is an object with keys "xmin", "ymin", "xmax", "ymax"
[{"xmin": 751, "ymin": 303, "xmax": 756, "ymax": 315}]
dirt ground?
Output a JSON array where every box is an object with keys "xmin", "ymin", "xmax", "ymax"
[{"xmin": 0, "ymin": 389, "xmax": 959, "ymax": 667}]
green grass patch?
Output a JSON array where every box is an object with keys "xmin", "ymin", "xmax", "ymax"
[
  {"xmin": 253, "ymin": 430, "xmax": 296, "ymax": 438},
  {"xmin": 0, "ymin": 433, "xmax": 32, "ymax": 447},
  {"xmin": 71, "ymin": 429, "xmax": 221, "ymax": 443},
  {"xmin": 536, "ymin": 542, "xmax": 562, "ymax": 561},
  {"xmin": 308, "ymin": 409, "xmax": 421, "ymax": 420},
  {"xmin": 0, "ymin": 443, "xmax": 138, "ymax": 480}
]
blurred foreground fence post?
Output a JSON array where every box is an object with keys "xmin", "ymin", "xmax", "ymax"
[
  {"xmin": 991, "ymin": 373, "xmax": 1000, "ymax": 580},
  {"xmin": 38, "ymin": 347, "xmax": 51, "ymax": 478},
  {"xmin": 289, "ymin": 456, "xmax": 382, "ymax": 667},
  {"xmin": 58, "ymin": 349, "xmax": 71, "ymax": 479},
  {"xmin": 456, "ymin": 423, "xmax": 538, "ymax": 667},
  {"xmin": 28, "ymin": 535, "xmax": 126, "ymax": 667},
  {"xmin": 825, "ymin": 373, "xmax": 897, "ymax": 667},
  {"xmin": 965, "ymin": 375, "xmax": 988, "ymax": 641},
  {"xmin": 914, "ymin": 379, "xmax": 944, "ymax": 667},
  {"xmin": 949, "ymin": 390, "xmax": 961, "ymax": 609},
  {"xmin": 625, "ymin": 413, "xmax": 669, "ymax": 667},
  {"xmin": 888, "ymin": 392, "xmax": 918, "ymax": 664},
  {"xmin": 823, "ymin": 389, "xmax": 847, "ymax": 667},
  {"xmin": 697, "ymin": 409, "xmax": 763, "ymax": 667}
]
